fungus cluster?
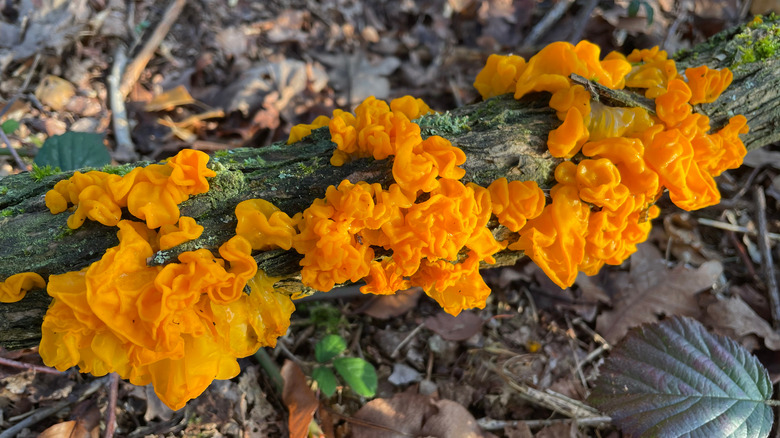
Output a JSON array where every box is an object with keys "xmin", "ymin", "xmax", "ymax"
[
  {"xmin": 33, "ymin": 150, "xmax": 295, "ymax": 410},
  {"xmin": 473, "ymin": 40, "xmax": 747, "ymax": 287},
  {"xmin": 0, "ymin": 39, "xmax": 749, "ymax": 411},
  {"xmin": 287, "ymin": 96, "xmax": 545, "ymax": 315}
]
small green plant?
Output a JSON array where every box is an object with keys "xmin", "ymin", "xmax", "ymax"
[
  {"xmin": 30, "ymin": 163, "xmax": 60, "ymax": 181},
  {"xmin": 627, "ymin": 0, "xmax": 654, "ymax": 25},
  {"xmin": 306, "ymin": 303, "xmax": 345, "ymax": 333},
  {"xmin": 1, "ymin": 119, "xmax": 19, "ymax": 135},
  {"xmin": 311, "ymin": 334, "xmax": 377, "ymax": 398}
]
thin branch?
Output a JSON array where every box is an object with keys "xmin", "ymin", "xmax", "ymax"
[
  {"xmin": 119, "ymin": 0, "xmax": 187, "ymax": 98},
  {"xmin": 0, "ymin": 356, "xmax": 64, "ymax": 375},
  {"xmin": 523, "ymin": 0, "xmax": 576, "ymax": 47},
  {"xmin": 108, "ymin": 46, "xmax": 137, "ymax": 162},
  {"xmin": 103, "ymin": 373, "xmax": 120, "ymax": 438},
  {"xmin": 0, "ymin": 126, "xmax": 27, "ymax": 170},
  {"xmin": 697, "ymin": 217, "xmax": 780, "ymax": 241},
  {"xmin": 753, "ymin": 187, "xmax": 780, "ymax": 330}
]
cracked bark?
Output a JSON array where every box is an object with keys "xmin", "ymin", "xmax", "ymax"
[{"xmin": 1, "ymin": 20, "xmax": 779, "ymax": 349}]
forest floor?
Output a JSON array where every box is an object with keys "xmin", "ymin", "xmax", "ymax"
[{"xmin": 1, "ymin": 0, "xmax": 780, "ymax": 437}]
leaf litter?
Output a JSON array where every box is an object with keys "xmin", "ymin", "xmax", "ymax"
[{"xmin": 1, "ymin": 0, "xmax": 779, "ymax": 437}]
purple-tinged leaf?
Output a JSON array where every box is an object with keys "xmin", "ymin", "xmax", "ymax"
[{"xmin": 588, "ymin": 316, "xmax": 773, "ymax": 438}]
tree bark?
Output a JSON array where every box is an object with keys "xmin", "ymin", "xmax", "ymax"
[{"xmin": 1, "ymin": 20, "xmax": 779, "ymax": 349}]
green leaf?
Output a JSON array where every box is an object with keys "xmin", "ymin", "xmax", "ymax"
[
  {"xmin": 1, "ymin": 119, "xmax": 19, "ymax": 134},
  {"xmin": 312, "ymin": 366, "xmax": 339, "ymax": 397},
  {"xmin": 588, "ymin": 316, "xmax": 773, "ymax": 438},
  {"xmin": 627, "ymin": 0, "xmax": 640, "ymax": 17},
  {"xmin": 626, "ymin": 1, "xmax": 654, "ymax": 25},
  {"xmin": 315, "ymin": 334, "xmax": 347, "ymax": 363},
  {"xmin": 333, "ymin": 357, "xmax": 377, "ymax": 398},
  {"xmin": 642, "ymin": 2, "xmax": 654, "ymax": 25},
  {"xmin": 35, "ymin": 131, "xmax": 111, "ymax": 171}
]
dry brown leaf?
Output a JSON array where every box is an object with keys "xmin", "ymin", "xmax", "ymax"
[
  {"xmin": 215, "ymin": 27, "xmax": 249, "ymax": 59},
  {"xmin": 215, "ymin": 59, "xmax": 321, "ymax": 119},
  {"xmin": 281, "ymin": 360, "xmax": 319, "ymax": 438},
  {"xmin": 424, "ymin": 310, "xmax": 483, "ymax": 341},
  {"xmin": 352, "ymin": 393, "xmax": 433, "ymax": 438},
  {"xmin": 595, "ymin": 243, "xmax": 722, "ymax": 344},
  {"xmin": 420, "ymin": 398, "xmax": 484, "ymax": 437},
  {"xmin": 144, "ymin": 85, "xmax": 196, "ymax": 112},
  {"xmin": 314, "ymin": 51, "xmax": 400, "ymax": 105},
  {"xmin": 357, "ymin": 288, "xmax": 422, "ymax": 319},
  {"xmin": 35, "ymin": 75, "xmax": 76, "ymax": 111},
  {"xmin": 352, "ymin": 392, "xmax": 485, "ymax": 438},
  {"xmin": 574, "ymin": 272, "xmax": 611, "ymax": 304},
  {"xmin": 705, "ymin": 295, "xmax": 780, "ymax": 351},
  {"xmin": 504, "ymin": 422, "xmax": 534, "ymax": 438},
  {"xmin": 38, "ymin": 420, "xmax": 98, "ymax": 438},
  {"xmin": 535, "ymin": 422, "xmax": 575, "ymax": 438},
  {"xmin": 6, "ymin": 0, "xmax": 90, "ymax": 68}
]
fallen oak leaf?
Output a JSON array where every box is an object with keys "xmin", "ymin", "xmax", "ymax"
[
  {"xmin": 351, "ymin": 392, "xmax": 486, "ymax": 438},
  {"xmin": 595, "ymin": 243, "xmax": 722, "ymax": 344},
  {"xmin": 356, "ymin": 287, "xmax": 422, "ymax": 319},
  {"xmin": 424, "ymin": 310, "xmax": 484, "ymax": 341},
  {"xmin": 705, "ymin": 295, "xmax": 780, "ymax": 351}
]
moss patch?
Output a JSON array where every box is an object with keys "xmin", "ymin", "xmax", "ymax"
[{"xmin": 29, "ymin": 164, "xmax": 60, "ymax": 181}]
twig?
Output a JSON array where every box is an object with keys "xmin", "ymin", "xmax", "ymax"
[
  {"xmin": 0, "ymin": 126, "xmax": 27, "ymax": 170},
  {"xmin": 723, "ymin": 210, "xmax": 760, "ymax": 281},
  {"xmin": 567, "ymin": 0, "xmax": 599, "ymax": 43},
  {"xmin": 570, "ymin": 74, "xmax": 656, "ymax": 114},
  {"xmin": 754, "ymin": 187, "xmax": 780, "ymax": 330},
  {"xmin": 391, "ymin": 322, "xmax": 425, "ymax": 358},
  {"xmin": 728, "ymin": 164, "xmax": 764, "ymax": 202},
  {"xmin": 103, "ymin": 373, "xmax": 119, "ymax": 438},
  {"xmin": 493, "ymin": 361, "xmax": 602, "ymax": 419},
  {"xmin": 119, "ymin": 0, "xmax": 187, "ymax": 98},
  {"xmin": 275, "ymin": 339, "xmax": 306, "ymax": 368},
  {"xmin": 478, "ymin": 415, "xmax": 612, "ymax": 431},
  {"xmin": 523, "ymin": 0, "xmax": 575, "ymax": 47},
  {"xmin": 697, "ymin": 217, "xmax": 780, "ymax": 241},
  {"xmin": 564, "ymin": 315, "xmax": 588, "ymax": 388},
  {"xmin": 108, "ymin": 46, "xmax": 137, "ymax": 162},
  {"xmin": 0, "ymin": 376, "xmax": 108, "ymax": 438},
  {"xmin": 20, "ymin": 54, "xmax": 41, "ymax": 93},
  {"xmin": 580, "ymin": 344, "xmax": 609, "ymax": 368},
  {"xmin": 254, "ymin": 348, "xmax": 284, "ymax": 393},
  {"xmin": 0, "ymin": 356, "xmax": 64, "ymax": 375}
]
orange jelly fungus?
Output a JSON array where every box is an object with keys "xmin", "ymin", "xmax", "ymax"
[
  {"xmin": 39, "ymin": 220, "xmax": 294, "ymax": 410},
  {"xmin": 235, "ymin": 199, "xmax": 297, "ymax": 251},
  {"xmin": 45, "ymin": 149, "xmax": 217, "ymax": 230},
  {"xmin": 473, "ymin": 40, "xmax": 747, "ymax": 288},
  {"xmin": 287, "ymin": 95, "xmax": 537, "ymax": 315},
  {"xmin": 0, "ymin": 272, "xmax": 46, "ymax": 303}
]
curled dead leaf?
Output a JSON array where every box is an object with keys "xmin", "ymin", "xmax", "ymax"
[
  {"xmin": 35, "ymin": 75, "xmax": 76, "ymax": 111},
  {"xmin": 595, "ymin": 243, "xmax": 722, "ymax": 344},
  {"xmin": 705, "ymin": 295, "xmax": 780, "ymax": 351},
  {"xmin": 281, "ymin": 360, "xmax": 319, "ymax": 438},
  {"xmin": 352, "ymin": 392, "xmax": 486, "ymax": 438},
  {"xmin": 424, "ymin": 310, "xmax": 484, "ymax": 341}
]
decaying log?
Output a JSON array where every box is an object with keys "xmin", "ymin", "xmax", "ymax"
[{"xmin": 1, "ymin": 19, "xmax": 779, "ymax": 349}]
